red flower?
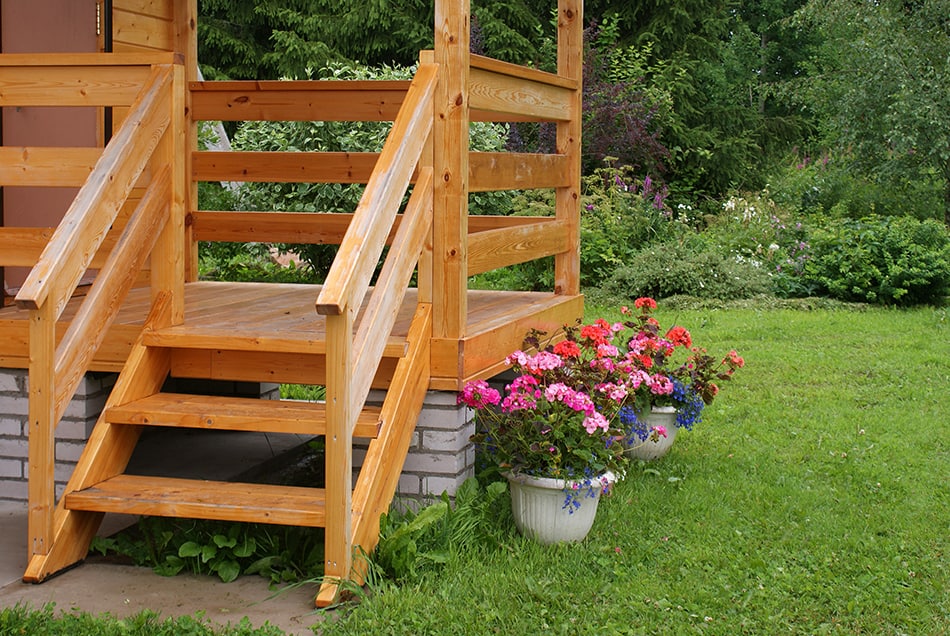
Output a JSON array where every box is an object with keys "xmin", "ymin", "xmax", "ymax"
[
  {"xmin": 666, "ymin": 326, "xmax": 692, "ymax": 348},
  {"xmin": 553, "ymin": 339, "xmax": 581, "ymax": 358},
  {"xmin": 634, "ymin": 297, "xmax": 657, "ymax": 310}
]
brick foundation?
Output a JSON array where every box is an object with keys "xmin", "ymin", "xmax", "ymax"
[{"xmin": 0, "ymin": 368, "xmax": 475, "ymax": 505}]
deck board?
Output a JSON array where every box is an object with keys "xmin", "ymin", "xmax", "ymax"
[{"xmin": 0, "ymin": 281, "xmax": 582, "ymax": 384}]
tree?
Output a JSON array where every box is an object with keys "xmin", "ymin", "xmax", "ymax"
[{"xmin": 792, "ymin": 0, "xmax": 950, "ymax": 225}]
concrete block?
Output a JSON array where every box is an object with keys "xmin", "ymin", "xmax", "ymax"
[
  {"xmin": 0, "ymin": 458, "xmax": 24, "ymax": 479},
  {"xmin": 420, "ymin": 429, "xmax": 473, "ymax": 453},
  {"xmin": 0, "ymin": 370, "xmax": 22, "ymax": 393},
  {"xmin": 0, "ymin": 479, "xmax": 27, "ymax": 502},
  {"xmin": 0, "ymin": 438, "xmax": 29, "ymax": 458},
  {"xmin": 420, "ymin": 473, "xmax": 471, "ymax": 498},
  {"xmin": 0, "ymin": 417, "xmax": 24, "ymax": 436},
  {"xmin": 401, "ymin": 451, "xmax": 467, "ymax": 475},
  {"xmin": 55, "ymin": 441, "xmax": 85, "ymax": 463}
]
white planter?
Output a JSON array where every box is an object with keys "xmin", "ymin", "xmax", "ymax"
[
  {"xmin": 624, "ymin": 406, "xmax": 678, "ymax": 461},
  {"xmin": 505, "ymin": 471, "xmax": 612, "ymax": 544}
]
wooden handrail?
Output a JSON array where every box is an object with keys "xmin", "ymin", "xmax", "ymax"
[
  {"xmin": 15, "ymin": 64, "xmax": 173, "ymax": 313},
  {"xmin": 352, "ymin": 167, "xmax": 434, "ymax": 402},
  {"xmin": 190, "ymin": 79, "xmax": 411, "ymax": 123},
  {"xmin": 315, "ymin": 62, "xmax": 439, "ymax": 316},
  {"xmin": 320, "ymin": 61, "xmax": 437, "ymax": 601},
  {"xmin": 53, "ymin": 167, "xmax": 171, "ymax": 412}
]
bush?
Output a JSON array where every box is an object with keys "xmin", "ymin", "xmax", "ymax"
[
  {"xmin": 603, "ymin": 241, "xmax": 771, "ymax": 300},
  {"xmin": 768, "ymin": 150, "xmax": 944, "ymax": 221},
  {"xmin": 228, "ymin": 61, "xmax": 511, "ymax": 280},
  {"xmin": 802, "ymin": 215, "xmax": 950, "ymax": 306}
]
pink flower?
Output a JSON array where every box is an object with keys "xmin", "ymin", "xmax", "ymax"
[
  {"xmin": 524, "ymin": 350, "xmax": 564, "ymax": 374},
  {"xmin": 583, "ymin": 411, "xmax": 609, "ymax": 434},
  {"xmin": 649, "ymin": 374, "xmax": 674, "ymax": 395},
  {"xmin": 457, "ymin": 380, "xmax": 501, "ymax": 408},
  {"xmin": 652, "ymin": 425, "xmax": 668, "ymax": 438}
]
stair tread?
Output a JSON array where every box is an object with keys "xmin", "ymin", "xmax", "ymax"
[
  {"xmin": 143, "ymin": 324, "xmax": 408, "ymax": 357},
  {"xmin": 106, "ymin": 392, "xmax": 381, "ymax": 438},
  {"xmin": 65, "ymin": 475, "xmax": 326, "ymax": 527}
]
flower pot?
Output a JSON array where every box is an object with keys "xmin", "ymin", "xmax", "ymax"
[
  {"xmin": 505, "ymin": 471, "xmax": 612, "ymax": 544},
  {"xmin": 624, "ymin": 406, "xmax": 678, "ymax": 461}
]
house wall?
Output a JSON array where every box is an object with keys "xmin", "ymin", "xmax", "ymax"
[{"xmin": 0, "ymin": 0, "xmax": 100, "ymax": 291}]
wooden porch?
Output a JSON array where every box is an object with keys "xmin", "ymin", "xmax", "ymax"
[
  {"xmin": 0, "ymin": 282, "xmax": 582, "ymax": 389},
  {"xmin": 0, "ymin": 0, "xmax": 584, "ymax": 607}
]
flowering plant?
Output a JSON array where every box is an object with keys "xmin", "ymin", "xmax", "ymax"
[
  {"xmin": 459, "ymin": 330, "xmax": 629, "ymax": 510},
  {"xmin": 615, "ymin": 297, "xmax": 744, "ymax": 443}
]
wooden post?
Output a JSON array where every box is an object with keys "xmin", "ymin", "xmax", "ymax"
[
  {"xmin": 432, "ymin": 0, "xmax": 470, "ymax": 341},
  {"xmin": 174, "ymin": 0, "xmax": 200, "ymax": 282},
  {"xmin": 319, "ymin": 308, "xmax": 356, "ymax": 606},
  {"xmin": 27, "ymin": 302, "xmax": 56, "ymax": 558},
  {"xmin": 149, "ymin": 62, "xmax": 185, "ymax": 326},
  {"xmin": 417, "ymin": 50, "xmax": 436, "ymax": 307},
  {"xmin": 554, "ymin": 0, "xmax": 583, "ymax": 296}
]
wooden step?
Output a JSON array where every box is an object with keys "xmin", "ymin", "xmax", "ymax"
[
  {"xmin": 142, "ymin": 324, "xmax": 408, "ymax": 357},
  {"xmin": 105, "ymin": 392, "xmax": 381, "ymax": 438},
  {"xmin": 65, "ymin": 475, "xmax": 326, "ymax": 527}
]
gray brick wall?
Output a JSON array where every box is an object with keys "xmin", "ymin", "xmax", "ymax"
[{"xmin": 0, "ymin": 368, "xmax": 116, "ymax": 502}]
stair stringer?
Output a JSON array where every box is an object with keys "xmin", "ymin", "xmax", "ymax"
[
  {"xmin": 316, "ymin": 302, "xmax": 432, "ymax": 607},
  {"xmin": 23, "ymin": 294, "xmax": 175, "ymax": 583}
]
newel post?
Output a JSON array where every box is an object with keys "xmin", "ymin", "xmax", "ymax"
[
  {"xmin": 432, "ymin": 0, "xmax": 471, "ymax": 343},
  {"xmin": 555, "ymin": 0, "xmax": 583, "ymax": 296}
]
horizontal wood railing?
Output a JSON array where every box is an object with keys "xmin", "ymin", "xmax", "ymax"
[
  {"xmin": 0, "ymin": 52, "xmax": 179, "ymax": 107},
  {"xmin": 468, "ymin": 54, "xmax": 575, "ymax": 122},
  {"xmin": 15, "ymin": 64, "xmax": 173, "ymax": 313}
]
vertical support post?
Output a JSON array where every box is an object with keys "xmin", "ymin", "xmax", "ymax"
[
  {"xmin": 417, "ymin": 50, "xmax": 436, "ymax": 307},
  {"xmin": 27, "ymin": 302, "xmax": 56, "ymax": 557},
  {"xmin": 150, "ymin": 63, "xmax": 186, "ymax": 327},
  {"xmin": 554, "ymin": 0, "xmax": 583, "ymax": 296},
  {"xmin": 174, "ymin": 0, "xmax": 200, "ymax": 282},
  {"xmin": 320, "ymin": 308, "xmax": 355, "ymax": 606},
  {"xmin": 432, "ymin": 0, "xmax": 470, "ymax": 341}
]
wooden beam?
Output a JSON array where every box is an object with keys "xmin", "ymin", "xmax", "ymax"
[
  {"xmin": 192, "ymin": 151, "xmax": 381, "ymax": 184},
  {"xmin": 467, "ymin": 219, "xmax": 569, "ymax": 276},
  {"xmin": 554, "ymin": 0, "xmax": 583, "ymax": 297},
  {"xmin": 432, "ymin": 0, "xmax": 471, "ymax": 343},
  {"xmin": 0, "ymin": 148, "xmax": 99, "ymax": 187},
  {"xmin": 190, "ymin": 80, "xmax": 410, "ymax": 122},
  {"xmin": 469, "ymin": 152, "xmax": 569, "ymax": 191},
  {"xmin": 469, "ymin": 66, "xmax": 574, "ymax": 121}
]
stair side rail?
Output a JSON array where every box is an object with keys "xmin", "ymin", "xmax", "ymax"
[
  {"xmin": 314, "ymin": 61, "xmax": 438, "ymax": 600},
  {"xmin": 7, "ymin": 57, "xmax": 184, "ymax": 558}
]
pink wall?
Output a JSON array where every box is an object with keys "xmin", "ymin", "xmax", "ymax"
[{"xmin": 1, "ymin": 0, "xmax": 99, "ymax": 290}]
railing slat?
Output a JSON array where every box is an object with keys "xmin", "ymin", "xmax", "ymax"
[
  {"xmin": 192, "ymin": 151, "xmax": 381, "ymax": 184},
  {"xmin": 352, "ymin": 168, "xmax": 434, "ymax": 401},
  {"xmin": 0, "ymin": 147, "xmax": 100, "ymax": 187},
  {"xmin": 467, "ymin": 219, "xmax": 570, "ymax": 276},
  {"xmin": 53, "ymin": 167, "xmax": 171, "ymax": 415}
]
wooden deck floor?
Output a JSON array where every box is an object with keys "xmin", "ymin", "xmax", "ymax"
[{"xmin": 0, "ymin": 281, "xmax": 583, "ymax": 388}]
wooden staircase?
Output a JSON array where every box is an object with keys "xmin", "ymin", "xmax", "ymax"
[
  {"xmin": 26, "ymin": 291, "xmax": 432, "ymax": 606},
  {"xmin": 14, "ymin": 52, "xmax": 439, "ymax": 607}
]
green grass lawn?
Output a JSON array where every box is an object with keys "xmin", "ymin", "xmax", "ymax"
[
  {"xmin": 321, "ymin": 303, "xmax": 949, "ymax": 635},
  {"xmin": 3, "ymin": 303, "xmax": 947, "ymax": 634}
]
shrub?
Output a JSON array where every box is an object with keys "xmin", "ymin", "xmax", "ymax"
[
  {"xmin": 228, "ymin": 62, "xmax": 511, "ymax": 280},
  {"xmin": 604, "ymin": 241, "xmax": 771, "ymax": 300},
  {"xmin": 768, "ymin": 150, "xmax": 944, "ymax": 221},
  {"xmin": 802, "ymin": 215, "xmax": 950, "ymax": 306}
]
